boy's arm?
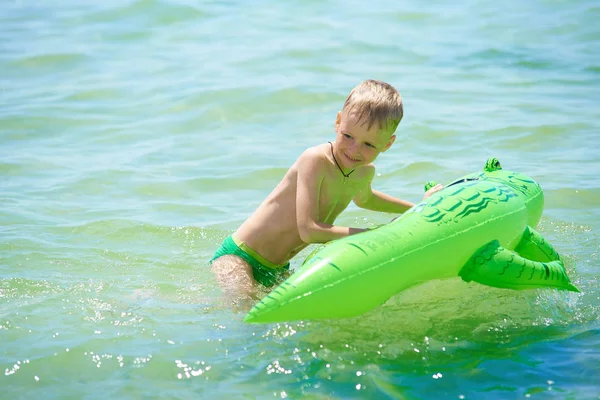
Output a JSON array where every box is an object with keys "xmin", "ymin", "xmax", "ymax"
[
  {"xmin": 356, "ymin": 189, "xmax": 415, "ymax": 213},
  {"xmin": 295, "ymin": 150, "xmax": 366, "ymax": 244},
  {"xmin": 353, "ymin": 167, "xmax": 444, "ymax": 213}
]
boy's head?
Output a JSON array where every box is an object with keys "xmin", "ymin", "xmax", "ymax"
[
  {"xmin": 341, "ymin": 79, "xmax": 403, "ymax": 136},
  {"xmin": 333, "ymin": 80, "xmax": 403, "ymax": 169}
]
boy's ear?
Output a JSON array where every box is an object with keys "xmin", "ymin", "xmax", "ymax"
[
  {"xmin": 335, "ymin": 111, "xmax": 342, "ymax": 128},
  {"xmin": 382, "ymin": 134, "xmax": 396, "ymax": 152}
]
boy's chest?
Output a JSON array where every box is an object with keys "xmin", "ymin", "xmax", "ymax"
[{"xmin": 318, "ymin": 177, "xmax": 362, "ymax": 223}]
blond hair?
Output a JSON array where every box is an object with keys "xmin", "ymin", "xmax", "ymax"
[{"xmin": 342, "ymin": 79, "xmax": 403, "ymax": 134}]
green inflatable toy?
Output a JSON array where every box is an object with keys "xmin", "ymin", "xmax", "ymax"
[{"xmin": 245, "ymin": 158, "xmax": 579, "ymax": 324}]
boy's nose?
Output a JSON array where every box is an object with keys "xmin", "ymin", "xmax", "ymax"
[{"xmin": 348, "ymin": 142, "xmax": 360, "ymax": 154}]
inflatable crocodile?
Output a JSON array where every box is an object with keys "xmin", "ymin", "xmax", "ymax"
[{"xmin": 245, "ymin": 158, "xmax": 579, "ymax": 324}]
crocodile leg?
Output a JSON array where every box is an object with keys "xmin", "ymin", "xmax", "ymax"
[
  {"xmin": 459, "ymin": 240, "xmax": 579, "ymax": 292},
  {"xmin": 514, "ymin": 226, "xmax": 561, "ymax": 262}
]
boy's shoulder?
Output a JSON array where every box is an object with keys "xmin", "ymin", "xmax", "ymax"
[
  {"xmin": 355, "ymin": 162, "xmax": 376, "ymax": 182},
  {"xmin": 303, "ymin": 142, "xmax": 329, "ymax": 155},
  {"xmin": 296, "ymin": 143, "xmax": 330, "ymax": 164}
]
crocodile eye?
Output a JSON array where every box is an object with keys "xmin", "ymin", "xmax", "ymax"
[{"xmin": 484, "ymin": 158, "xmax": 502, "ymax": 172}]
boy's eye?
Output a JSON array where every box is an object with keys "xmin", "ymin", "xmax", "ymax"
[
  {"xmin": 365, "ymin": 143, "xmax": 376, "ymax": 149},
  {"xmin": 343, "ymin": 134, "xmax": 352, "ymax": 139}
]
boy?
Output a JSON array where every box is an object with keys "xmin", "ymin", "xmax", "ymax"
[{"xmin": 211, "ymin": 80, "xmax": 444, "ymax": 295}]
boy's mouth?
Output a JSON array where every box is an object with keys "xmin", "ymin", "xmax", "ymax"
[{"xmin": 344, "ymin": 153, "xmax": 361, "ymax": 163}]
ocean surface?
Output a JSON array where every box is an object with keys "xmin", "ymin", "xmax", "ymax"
[{"xmin": 1, "ymin": 0, "xmax": 599, "ymax": 398}]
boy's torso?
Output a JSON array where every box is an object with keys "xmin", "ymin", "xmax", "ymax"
[{"xmin": 234, "ymin": 143, "xmax": 371, "ymax": 265}]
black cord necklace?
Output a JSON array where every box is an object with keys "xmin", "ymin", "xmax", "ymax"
[{"xmin": 329, "ymin": 141, "xmax": 355, "ymax": 179}]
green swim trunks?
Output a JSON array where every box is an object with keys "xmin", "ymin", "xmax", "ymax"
[{"xmin": 210, "ymin": 236, "xmax": 290, "ymax": 287}]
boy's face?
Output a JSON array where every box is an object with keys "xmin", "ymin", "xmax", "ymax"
[{"xmin": 334, "ymin": 110, "xmax": 396, "ymax": 169}]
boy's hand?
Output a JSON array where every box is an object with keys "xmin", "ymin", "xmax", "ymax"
[{"xmin": 423, "ymin": 184, "xmax": 444, "ymax": 200}]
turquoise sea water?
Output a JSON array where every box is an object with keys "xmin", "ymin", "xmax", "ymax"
[{"xmin": 1, "ymin": 0, "xmax": 599, "ymax": 398}]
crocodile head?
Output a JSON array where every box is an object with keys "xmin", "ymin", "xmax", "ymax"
[{"xmin": 483, "ymin": 157, "xmax": 544, "ymax": 228}]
